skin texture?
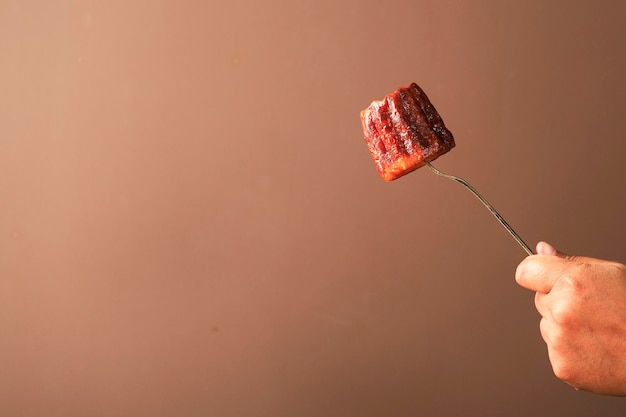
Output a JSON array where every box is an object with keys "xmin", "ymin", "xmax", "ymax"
[{"xmin": 515, "ymin": 242, "xmax": 626, "ymax": 396}]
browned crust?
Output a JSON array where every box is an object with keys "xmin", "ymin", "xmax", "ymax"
[{"xmin": 361, "ymin": 83, "xmax": 455, "ymax": 181}]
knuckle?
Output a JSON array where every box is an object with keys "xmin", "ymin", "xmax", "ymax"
[
  {"xmin": 539, "ymin": 317, "xmax": 550, "ymax": 342},
  {"xmin": 556, "ymin": 263, "xmax": 590, "ymax": 299},
  {"xmin": 550, "ymin": 302, "xmax": 574, "ymax": 327},
  {"xmin": 548, "ymin": 346, "xmax": 579, "ymax": 384},
  {"xmin": 611, "ymin": 262, "xmax": 626, "ymax": 277},
  {"xmin": 552, "ymin": 360, "xmax": 577, "ymax": 384}
]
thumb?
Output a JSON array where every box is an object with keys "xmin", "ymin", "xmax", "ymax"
[
  {"xmin": 516, "ymin": 241, "xmax": 569, "ymax": 293},
  {"xmin": 535, "ymin": 241, "xmax": 613, "ymax": 265}
]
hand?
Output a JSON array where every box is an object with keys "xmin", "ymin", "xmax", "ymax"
[{"xmin": 515, "ymin": 241, "xmax": 626, "ymax": 396}]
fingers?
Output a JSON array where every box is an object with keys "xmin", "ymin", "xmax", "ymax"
[
  {"xmin": 534, "ymin": 291, "xmax": 550, "ymax": 318},
  {"xmin": 516, "ymin": 241, "xmax": 572, "ymax": 293},
  {"xmin": 535, "ymin": 241, "xmax": 615, "ymax": 265},
  {"xmin": 538, "ymin": 315, "xmax": 551, "ymax": 344},
  {"xmin": 516, "ymin": 241, "xmax": 618, "ymax": 292},
  {"xmin": 536, "ymin": 241, "xmax": 559, "ymax": 256}
]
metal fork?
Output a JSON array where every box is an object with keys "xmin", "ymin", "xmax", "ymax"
[{"xmin": 424, "ymin": 160, "xmax": 533, "ymax": 256}]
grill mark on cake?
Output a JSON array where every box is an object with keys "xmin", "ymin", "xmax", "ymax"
[
  {"xmin": 395, "ymin": 87, "xmax": 424, "ymax": 160},
  {"xmin": 375, "ymin": 100, "xmax": 402, "ymax": 161},
  {"xmin": 360, "ymin": 82, "xmax": 457, "ymax": 181},
  {"xmin": 409, "ymin": 83, "xmax": 455, "ymax": 149},
  {"xmin": 410, "ymin": 83, "xmax": 436, "ymax": 124},
  {"xmin": 362, "ymin": 108, "xmax": 391, "ymax": 177},
  {"xmin": 380, "ymin": 97, "xmax": 410, "ymax": 159},
  {"xmin": 363, "ymin": 108, "xmax": 387, "ymax": 158},
  {"xmin": 401, "ymin": 84, "xmax": 438, "ymax": 155}
]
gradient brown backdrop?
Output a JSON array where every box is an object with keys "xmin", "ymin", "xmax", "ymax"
[{"xmin": 1, "ymin": 1, "xmax": 625, "ymax": 416}]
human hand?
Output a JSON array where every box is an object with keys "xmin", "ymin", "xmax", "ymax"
[{"xmin": 515, "ymin": 241, "xmax": 626, "ymax": 396}]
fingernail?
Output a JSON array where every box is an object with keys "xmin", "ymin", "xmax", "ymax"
[{"xmin": 537, "ymin": 241, "xmax": 558, "ymax": 255}]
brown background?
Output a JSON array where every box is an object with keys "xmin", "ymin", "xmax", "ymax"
[{"xmin": 1, "ymin": 1, "xmax": 625, "ymax": 416}]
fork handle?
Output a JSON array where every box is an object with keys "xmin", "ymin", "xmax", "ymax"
[{"xmin": 424, "ymin": 160, "xmax": 534, "ymax": 256}]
